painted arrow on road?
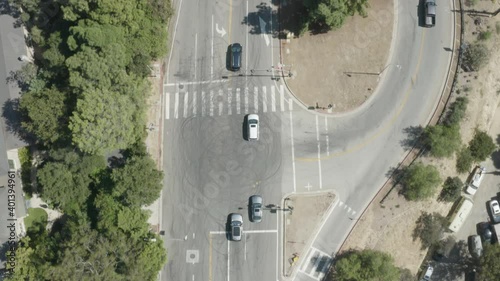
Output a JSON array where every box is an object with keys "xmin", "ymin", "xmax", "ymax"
[{"xmin": 215, "ymin": 24, "xmax": 226, "ymax": 37}]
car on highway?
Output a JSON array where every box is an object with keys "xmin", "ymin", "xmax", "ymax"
[
  {"xmin": 249, "ymin": 195, "xmax": 263, "ymax": 223},
  {"xmin": 229, "ymin": 213, "xmax": 243, "ymax": 241},
  {"xmin": 247, "ymin": 114, "xmax": 259, "ymax": 141},
  {"xmin": 489, "ymin": 199, "xmax": 500, "ymax": 223},
  {"xmin": 229, "ymin": 43, "xmax": 242, "ymax": 71}
]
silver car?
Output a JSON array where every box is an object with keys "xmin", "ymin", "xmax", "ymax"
[
  {"xmin": 250, "ymin": 195, "xmax": 263, "ymax": 223},
  {"xmin": 230, "ymin": 213, "xmax": 243, "ymax": 241},
  {"xmin": 247, "ymin": 114, "xmax": 259, "ymax": 141}
]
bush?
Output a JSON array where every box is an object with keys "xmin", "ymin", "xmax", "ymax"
[
  {"xmin": 334, "ymin": 249, "xmax": 400, "ymax": 281},
  {"xmin": 413, "ymin": 212, "xmax": 447, "ymax": 248},
  {"xmin": 468, "ymin": 130, "xmax": 497, "ymax": 161},
  {"xmin": 479, "ymin": 31, "xmax": 492, "ymax": 41},
  {"xmin": 444, "ymin": 97, "xmax": 468, "ymax": 126},
  {"xmin": 423, "ymin": 125, "xmax": 461, "ymax": 158},
  {"xmin": 463, "ymin": 43, "xmax": 490, "ymax": 71},
  {"xmin": 456, "ymin": 146, "xmax": 474, "ymax": 173},
  {"xmin": 402, "ymin": 163, "xmax": 442, "ymax": 201},
  {"xmin": 18, "ymin": 147, "xmax": 33, "ymax": 198},
  {"xmin": 439, "ymin": 177, "xmax": 463, "ymax": 202}
]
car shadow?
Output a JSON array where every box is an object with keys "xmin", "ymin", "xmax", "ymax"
[{"xmin": 242, "ymin": 115, "xmax": 249, "ymax": 141}]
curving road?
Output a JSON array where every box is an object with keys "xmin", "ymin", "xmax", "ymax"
[{"xmin": 161, "ymin": 0, "xmax": 455, "ymax": 280}]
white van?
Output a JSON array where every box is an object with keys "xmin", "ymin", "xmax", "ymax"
[
  {"xmin": 466, "ymin": 166, "xmax": 486, "ymax": 195},
  {"xmin": 247, "ymin": 114, "xmax": 259, "ymax": 141}
]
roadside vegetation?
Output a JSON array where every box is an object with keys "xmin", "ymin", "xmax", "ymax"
[
  {"xmin": 479, "ymin": 244, "xmax": 500, "ymax": 280},
  {"xmin": 413, "ymin": 212, "xmax": 447, "ymax": 249},
  {"xmin": 5, "ymin": 0, "xmax": 172, "ymax": 279},
  {"xmin": 401, "ymin": 163, "xmax": 442, "ymax": 201},
  {"xmin": 295, "ymin": 0, "xmax": 370, "ymax": 35}
]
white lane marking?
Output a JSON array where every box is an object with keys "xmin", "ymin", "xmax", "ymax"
[
  {"xmin": 244, "ymin": 233, "xmax": 247, "ymax": 261},
  {"xmin": 316, "ymin": 115, "xmax": 323, "ymax": 189},
  {"xmin": 193, "ymin": 233, "xmax": 195, "ymax": 239},
  {"xmin": 236, "ymin": 88, "xmax": 241, "ymax": 115},
  {"xmin": 227, "ymin": 240, "xmax": 231, "ymax": 281},
  {"xmin": 183, "ymin": 92, "xmax": 189, "ymax": 118},
  {"xmin": 271, "ymin": 86, "xmax": 276, "ymax": 112},
  {"xmin": 254, "ymin": 86, "xmax": 259, "ymax": 112},
  {"xmin": 301, "ymin": 248, "xmax": 316, "ymax": 271},
  {"xmin": 211, "ymin": 15, "xmax": 214, "ymax": 79},
  {"xmin": 280, "ymin": 84, "xmax": 284, "ymax": 111},
  {"xmin": 244, "ymin": 88, "xmax": 249, "ymax": 114},
  {"xmin": 245, "ymin": 0, "xmax": 249, "ymax": 73},
  {"xmin": 228, "ymin": 88, "xmax": 233, "ymax": 115},
  {"xmin": 164, "ymin": 79, "xmax": 226, "ymax": 87},
  {"xmin": 201, "ymin": 91, "xmax": 206, "ymax": 116},
  {"xmin": 218, "ymin": 89, "xmax": 224, "ymax": 116},
  {"xmin": 262, "ymin": 86, "xmax": 268, "ymax": 113},
  {"xmin": 209, "ymin": 230, "xmax": 226, "ymax": 234},
  {"xmin": 194, "ymin": 34, "xmax": 198, "ymax": 80},
  {"xmin": 288, "ymin": 98, "xmax": 293, "ymax": 111},
  {"xmin": 165, "ymin": 0, "xmax": 184, "ymax": 84},
  {"xmin": 174, "ymin": 92, "xmax": 179, "ymax": 119},
  {"xmin": 289, "ymin": 110, "xmax": 296, "ymax": 192},
  {"xmin": 325, "ymin": 117, "xmax": 329, "ymax": 156},
  {"xmin": 209, "ymin": 90, "xmax": 214, "ymax": 116},
  {"xmin": 242, "ymin": 229, "xmax": 278, "ymax": 234},
  {"xmin": 193, "ymin": 91, "xmax": 197, "ymax": 115},
  {"xmin": 165, "ymin": 93, "xmax": 170, "ymax": 119}
]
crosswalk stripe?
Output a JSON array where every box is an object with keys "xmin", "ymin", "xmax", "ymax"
[
  {"xmin": 174, "ymin": 92, "xmax": 179, "ymax": 119},
  {"xmin": 280, "ymin": 85, "xmax": 285, "ymax": 112},
  {"xmin": 236, "ymin": 88, "xmax": 241, "ymax": 115},
  {"xmin": 289, "ymin": 98, "xmax": 293, "ymax": 111},
  {"xmin": 254, "ymin": 86, "xmax": 258, "ymax": 112},
  {"xmin": 244, "ymin": 88, "xmax": 249, "ymax": 114},
  {"xmin": 271, "ymin": 86, "xmax": 276, "ymax": 112},
  {"xmin": 209, "ymin": 90, "xmax": 214, "ymax": 116},
  {"xmin": 165, "ymin": 93, "xmax": 170, "ymax": 119},
  {"xmin": 262, "ymin": 87, "xmax": 267, "ymax": 113},
  {"xmin": 218, "ymin": 89, "xmax": 224, "ymax": 116},
  {"xmin": 201, "ymin": 91, "xmax": 206, "ymax": 116},
  {"xmin": 193, "ymin": 91, "xmax": 197, "ymax": 115},
  {"xmin": 183, "ymin": 92, "xmax": 189, "ymax": 118}
]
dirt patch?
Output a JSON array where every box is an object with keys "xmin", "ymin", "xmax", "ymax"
[
  {"xmin": 341, "ymin": 1, "xmax": 500, "ymax": 275},
  {"xmin": 283, "ymin": 192, "xmax": 336, "ymax": 277},
  {"xmin": 280, "ymin": 0, "xmax": 394, "ymax": 112}
]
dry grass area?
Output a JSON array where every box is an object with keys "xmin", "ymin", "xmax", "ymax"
[{"xmin": 341, "ymin": 0, "xmax": 500, "ymax": 275}]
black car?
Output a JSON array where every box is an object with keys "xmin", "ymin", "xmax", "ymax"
[
  {"xmin": 229, "ymin": 43, "xmax": 242, "ymax": 71},
  {"xmin": 478, "ymin": 222, "xmax": 493, "ymax": 244}
]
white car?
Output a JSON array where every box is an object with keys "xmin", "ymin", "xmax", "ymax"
[
  {"xmin": 490, "ymin": 200, "xmax": 500, "ymax": 217},
  {"xmin": 247, "ymin": 114, "xmax": 259, "ymax": 141},
  {"xmin": 230, "ymin": 213, "xmax": 243, "ymax": 241},
  {"xmin": 421, "ymin": 266, "xmax": 433, "ymax": 281}
]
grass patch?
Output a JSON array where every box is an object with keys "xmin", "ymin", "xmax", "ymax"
[
  {"xmin": 479, "ymin": 31, "xmax": 492, "ymax": 41},
  {"xmin": 24, "ymin": 208, "xmax": 48, "ymax": 232},
  {"xmin": 18, "ymin": 147, "xmax": 33, "ymax": 199}
]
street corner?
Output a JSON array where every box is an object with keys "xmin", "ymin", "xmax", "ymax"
[{"xmin": 282, "ymin": 191, "xmax": 336, "ymax": 278}]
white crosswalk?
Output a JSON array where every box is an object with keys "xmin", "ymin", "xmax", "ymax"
[
  {"xmin": 298, "ymin": 247, "xmax": 333, "ymax": 281},
  {"xmin": 164, "ymin": 85, "xmax": 293, "ymax": 120}
]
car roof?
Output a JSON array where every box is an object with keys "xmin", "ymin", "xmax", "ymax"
[{"xmin": 251, "ymin": 195, "xmax": 262, "ymax": 204}]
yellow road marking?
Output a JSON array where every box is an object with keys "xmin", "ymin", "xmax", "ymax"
[{"xmin": 297, "ymin": 31, "xmax": 427, "ymax": 162}]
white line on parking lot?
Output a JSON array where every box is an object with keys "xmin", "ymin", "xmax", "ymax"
[
  {"xmin": 243, "ymin": 229, "xmax": 278, "ymax": 234},
  {"xmin": 227, "ymin": 240, "xmax": 231, "ymax": 281}
]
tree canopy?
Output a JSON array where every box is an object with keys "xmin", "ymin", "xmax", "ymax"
[
  {"xmin": 402, "ymin": 162, "xmax": 442, "ymax": 201},
  {"xmin": 423, "ymin": 124, "xmax": 462, "ymax": 158},
  {"xmin": 479, "ymin": 243, "xmax": 500, "ymax": 281},
  {"xmin": 468, "ymin": 130, "xmax": 496, "ymax": 162},
  {"xmin": 333, "ymin": 249, "xmax": 400, "ymax": 281}
]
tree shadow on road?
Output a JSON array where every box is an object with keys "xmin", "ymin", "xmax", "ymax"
[{"xmin": 400, "ymin": 125, "xmax": 425, "ymax": 151}]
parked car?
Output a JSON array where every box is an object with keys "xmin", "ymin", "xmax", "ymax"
[
  {"xmin": 468, "ymin": 235, "xmax": 483, "ymax": 259},
  {"xmin": 477, "ymin": 222, "xmax": 493, "ymax": 244},
  {"xmin": 249, "ymin": 195, "xmax": 263, "ymax": 223},
  {"xmin": 420, "ymin": 266, "xmax": 433, "ymax": 281},
  {"xmin": 465, "ymin": 166, "xmax": 486, "ymax": 195},
  {"xmin": 229, "ymin": 213, "xmax": 243, "ymax": 241},
  {"xmin": 489, "ymin": 200, "xmax": 500, "ymax": 223}
]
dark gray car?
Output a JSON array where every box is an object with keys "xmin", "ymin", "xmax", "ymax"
[
  {"xmin": 230, "ymin": 43, "xmax": 242, "ymax": 71},
  {"xmin": 250, "ymin": 195, "xmax": 263, "ymax": 223}
]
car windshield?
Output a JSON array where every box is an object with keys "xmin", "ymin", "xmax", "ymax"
[
  {"xmin": 249, "ymin": 120, "xmax": 258, "ymax": 124},
  {"xmin": 232, "ymin": 46, "xmax": 241, "ymax": 52}
]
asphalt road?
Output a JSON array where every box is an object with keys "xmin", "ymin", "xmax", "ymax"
[{"xmin": 161, "ymin": 0, "xmax": 455, "ymax": 280}]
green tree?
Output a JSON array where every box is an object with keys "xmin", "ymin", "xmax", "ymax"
[
  {"xmin": 334, "ymin": 249, "xmax": 400, "ymax": 281},
  {"xmin": 402, "ymin": 163, "xmax": 442, "ymax": 201},
  {"xmin": 438, "ymin": 177, "xmax": 463, "ymax": 202},
  {"xmin": 413, "ymin": 212, "xmax": 446, "ymax": 248},
  {"xmin": 456, "ymin": 146, "xmax": 474, "ymax": 173},
  {"xmin": 468, "ymin": 130, "xmax": 496, "ymax": 161},
  {"xmin": 19, "ymin": 87, "xmax": 69, "ymax": 145},
  {"xmin": 111, "ymin": 155, "xmax": 163, "ymax": 207},
  {"xmin": 69, "ymin": 88, "xmax": 140, "ymax": 155},
  {"xmin": 478, "ymin": 243, "xmax": 500, "ymax": 281},
  {"xmin": 5, "ymin": 237, "xmax": 46, "ymax": 280},
  {"xmin": 423, "ymin": 124, "xmax": 461, "ymax": 158}
]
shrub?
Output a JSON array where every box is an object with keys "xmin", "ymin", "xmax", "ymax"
[
  {"xmin": 463, "ymin": 43, "xmax": 490, "ymax": 71},
  {"xmin": 413, "ymin": 212, "xmax": 447, "ymax": 248},
  {"xmin": 439, "ymin": 177, "xmax": 463, "ymax": 202},
  {"xmin": 479, "ymin": 31, "xmax": 492, "ymax": 41},
  {"xmin": 456, "ymin": 146, "xmax": 474, "ymax": 173},
  {"xmin": 423, "ymin": 125, "xmax": 461, "ymax": 158},
  {"xmin": 444, "ymin": 97, "xmax": 468, "ymax": 126},
  {"xmin": 18, "ymin": 147, "xmax": 33, "ymax": 198}
]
